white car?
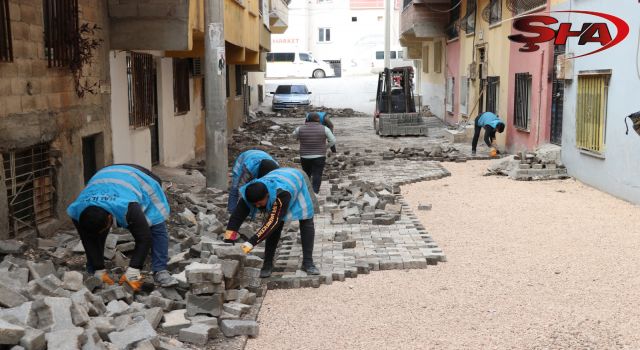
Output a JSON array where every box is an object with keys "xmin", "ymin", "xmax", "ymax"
[
  {"xmin": 271, "ymin": 84, "xmax": 312, "ymax": 111},
  {"xmin": 266, "ymin": 52, "xmax": 336, "ymax": 79}
]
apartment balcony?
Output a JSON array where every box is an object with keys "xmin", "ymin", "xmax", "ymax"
[
  {"xmin": 269, "ymin": 0, "xmax": 289, "ymax": 34},
  {"xmin": 399, "ymin": 0, "xmax": 448, "ymax": 44},
  {"xmin": 108, "ymin": 0, "xmax": 195, "ymax": 51}
]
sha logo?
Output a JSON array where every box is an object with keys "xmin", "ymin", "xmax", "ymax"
[{"xmin": 508, "ymin": 11, "xmax": 629, "ymax": 59}]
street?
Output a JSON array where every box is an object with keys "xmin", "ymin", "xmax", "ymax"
[
  {"xmin": 265, "ymin": 75, "xmax": 379, "ymax": 114},
  {"xmin": 245, "ymin": 115, "xmax": 640, "ymax": 350}
]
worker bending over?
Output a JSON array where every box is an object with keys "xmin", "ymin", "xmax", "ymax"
[
  {"xmin": 227, "ymin": 149, "xmax": 279, "ymax": 213},
  {"xmin": 471, "ymin": 111, "xmax": 505, "ymax": 156}
]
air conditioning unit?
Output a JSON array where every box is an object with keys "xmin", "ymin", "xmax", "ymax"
[
  {"xmin": 468, "ymin": 61, "xmax": 478, "ymax": 80},
  {"xmin": 555, "ymin": 53, "xmax": 574, "ymax": 80},
  {"xmin": 191, "ymin": 58, "xmax": 203, "ymax": 77}
]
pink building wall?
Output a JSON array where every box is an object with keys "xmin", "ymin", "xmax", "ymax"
[
  {"xmin": 445, "ymin": 39, "xmax": 461, "ymax": 125},
  {"xmin": 506, "ymin": 6, "xmax": 554, "ymax": 153}
]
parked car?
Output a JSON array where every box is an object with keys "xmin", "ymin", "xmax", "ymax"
[
  {"xmin": 270, "ymin": 84, "xmax": 312, "ymax": 111},
  {"xmin": 266, "ymin": 52, "xmax": 336, "ymax": 79}
]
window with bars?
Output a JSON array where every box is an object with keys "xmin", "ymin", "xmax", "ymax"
[
  {"xmin": 3, "ymin": 144, "xmax": 55, "ymax": 236},
  {"xmin": 446, "ymin": 76, "xmax": 455, "ymax": 113},
  {"xmin": 486, "ymin": 76, "xmax": 499, "ymax": 113},
  {"xmin": 576, "ymin": 73, "xmax": 610, "ymax": 153},
  {"xmin": 462, "ymin": 0, "xmax": 476, "ymax": 34},
  {"xmin": 445, "ymin": 0, "xmax": 460, "ymax": 40},
  {"xmin": 43, "ymin": 0, "xmax": 79, "ymax": 68},
  {"xmin": 0, "ymin": 0, "xmax": 12, "ymax": 62},
  {"xmin": 489, "ymin": 0, "xmax": 501, "ymax": 24},
  {"xmin": 173, "ymin": 58, "xmax": 190, "ymax": 115},
  {"xmin": 434, "ymin": 41, "xmax": 442, "ymax": 73},
  {"xmin": 460, "ymin": 76, "xmax": 468, "ymax": 115},
  {"xmin": 127, "ymin": 52, "xmax": 155, "ymax": 128},
  {"xmin": 513, "ymin": 73, "xmax": 531, "ymax": 130}
]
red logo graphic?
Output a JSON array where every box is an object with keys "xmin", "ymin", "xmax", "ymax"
[{"xmin": 508, "ymin": 11, "xmax": 630, "ymax": 59}]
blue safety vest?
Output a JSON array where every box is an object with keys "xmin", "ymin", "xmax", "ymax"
[
  {"xmin": 67, "ymin": 165, "xmax": 170, "ymax": 228},
  {"xmin": 240, "ymin": 168, "xmax": 316, "ymax": 221},
  {"xmin": 228, "ymin": 150, "xmax": 278, "ymax": 213},
  {"xmin": 305, "ymin": 112, "xmax": 327, "ymax": 125},
  {"xmin": 477, "ymin": 112, "xmax": 503, "ymax": 129}
]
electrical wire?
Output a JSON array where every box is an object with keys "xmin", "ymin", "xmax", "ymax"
[{"xmin": 426, "ymin": 0, "xmax": 462, "ymax": 13}]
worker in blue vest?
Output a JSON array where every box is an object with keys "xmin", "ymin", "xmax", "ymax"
[
  {"xmin": 224, "ymin": 168, "xmax": 320, "ymax": 278},
  {"xmin": 67, "ymin": 164, "xmax": 178, "ymax": 291},
  {"xmin": 306, "ymin": 111, "xmax": 337, "ymax": 153},
  {"xmin": 227, "ymin": 150, "xmax": 279, "ymax": 213},
  {"xmin": 471, "ymin": 111, "xmax": 506, "ymax": 156}
]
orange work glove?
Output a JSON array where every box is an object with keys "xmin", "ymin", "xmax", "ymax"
[
  {"xmin": 224, "ymin": 230, "xmax": 240, "ymax": 244},
  {"xmin": 241, "ymin": 242, "xmax": 254, "ymax": 254},
  {"xmin": 119, "ymin": 267, "xmax": 143, "ymax": 292},
  {"xmin": 94, "ymin": 270, "xmax": 115, "ymax": 286}
]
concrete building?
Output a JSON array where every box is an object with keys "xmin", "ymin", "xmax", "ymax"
[
  {"xmin": 272, "ymin": 0, "xmax": 410, "ymax": 75},
  {"xmin": 0, "ymin": 0, "xmax": 112, "ymax": 238},
  {"xmin": 400, "ymin": 0, "xmax": 553, "ymax": 152},
  {"xmin": 552, "ymin": 0, "xmax": 640, "ymax": 204},
  {"xmin": 107, "ymin": 0, "xmax": 286, "ymax": 167}
]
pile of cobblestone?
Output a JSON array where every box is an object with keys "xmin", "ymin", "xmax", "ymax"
[
  {"xmin": 485, "ymin": 144, "xmax": 569, "ymax": 181},
  {"xmin": 380, "ymin": 145, "xmax": 469, "ymax": 163},
  {"xmin": 0, "ymin": 186, "xmax": 267, "ymax": 349},
  {"xmin": 259, "ymin": 106, "xmax": 368, "ymax": 119}
]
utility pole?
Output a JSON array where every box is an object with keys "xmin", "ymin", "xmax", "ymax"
[
  {"xmin": 384, "ymin": 0, "xmax": 391, "ymax": 69},
  {"xmin": 204, "ymin": 0, "xmax": 228, "ymax": 189}
]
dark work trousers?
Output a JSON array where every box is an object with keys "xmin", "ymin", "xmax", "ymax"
[
  {"xmin": 262, "ymin": 218, "xmax": 315, "ymax": 267},
  {"xmin": 75, "ymin": 220, "xmax": 152, "ymax": 273},
  {"xmin": 471, "ymin": 116, "xmax": 496, "ymax": 153},
  {"xmin": 300, "ymin": 157, "xmax": 326, "ymax": 194}
]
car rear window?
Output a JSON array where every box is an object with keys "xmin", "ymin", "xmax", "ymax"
[{"xmin": 275, "ymin": 85, "xmax": 307, "ymax": 94}]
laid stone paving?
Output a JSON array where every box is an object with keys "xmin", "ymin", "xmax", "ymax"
[{"xmin": 263, "ymin": 117, "xmax": 452, "ymax": 289}]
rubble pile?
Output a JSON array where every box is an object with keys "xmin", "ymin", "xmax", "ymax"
[
  {"xmin": 259, "ymin": 106, "xmax": 368, "ymax": 119},
  {"xmin": 485, "ymin": 144, "xmax": 569, "ymax": 181},
  {"xmin": 324, "ymin": 177, "xmax": 404, "ymax": 226},
  {"xmin": 380, "ymin": 145, "xmax": 468, "ymax": 163},
  {"xmin": 0, "ymin": 186, "xmax": 269, "ymax": 349}
]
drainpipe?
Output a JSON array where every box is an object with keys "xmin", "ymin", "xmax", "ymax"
[{"xmin": 536, "ymin": 49, "xmax": 545, "ymax": 147}]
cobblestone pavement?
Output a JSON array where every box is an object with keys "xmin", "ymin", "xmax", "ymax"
[{"xmin": 263, "ymin": 116, "xmax": 453, "ymax": 288}]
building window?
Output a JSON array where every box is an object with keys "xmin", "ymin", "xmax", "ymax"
[
  {"xmin": 446, "ymin": 76, "xmax": 455, "ymax": 113},
  {"xmin": 422, "ymin": 45, "xmax": 429, "ymax": 73},
  {"xmin": 3, "ymin": 144, "xmax": 55, "ymax": 236},
  {"xmin": 318, "ymin": 28, "xmax": 331, "ymax": 42},
  {"xmin": 514, "ymin": 72, "xmax": 532, "ymax": 130},
  {"xmin": 43, "ymin": 0, "xmax": 79, "ymax": 68},
  {"xmin": 375, "ymin": 51, "xmax": 384, "ymax": 60},
  {"xmin": 403, "ymin": 0, "xmax": 412, "ymax": 8},
  {"xmin": 513, "ymin": 0, "xmax": 545, "ymax": 14},
  {"xmin": 225, "ymin": 66, "xmax": 230, "ymax": 98},
  {"xmin": 235, "ymin": 66, "xmax": 243, "ymax": 96},
  {"xmin": 127, "ymin": 52, "xmax": 155, "ymax": 128},
  {"xmin": 397, "ymin": 51, "xmax": 403, "ymax": 59},
  {"xmin": 434, "ymin": 41, "xmax": 442, "ymax": 73},
  {"xmin": 173, "ymin": 58, "xmax": 190, "ymax": 115},
  {"xmin": 489, "ymin": 0, "xmax": 501, "ymax": 24},
  {"xmin": 462, "ymin": 0, "xmax": 476, "ymax": 34},
  {"xmin": 351, "ymin": 16, "xmax": 357, "ymax": 22},
  {"xmin": 576, "ymin": 73, "xmax": 610, "ymax": 153},
  {"xmin": 485, "ymin": 76, "xmax": 499, "ymax": 113},
  {"xmin": 0, "ymin": 0, "xmax": 12, "ymax": 62},
  {"xmin": 460, "ymin": 76, "xmax": 468, "ymax": 115},
  {"xmin": 389, "ymin": 51, "xmax": 396, "ymax": 59}
]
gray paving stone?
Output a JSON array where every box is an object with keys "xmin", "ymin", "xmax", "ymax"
[
  {"xmin": 220, "ymin": 319, "xmax": 259, "ymax": 337},
  {"xmin": 186, "ymin": 293, "xmax": 223, "ymax": 317},
  {"xmin": 0, "ymin": 318, "xmax": 25, "ymax": 345},
  {"xmin": 108, "ymin": 319, "xmax": 158, "ymax": 349},
  {"xmin": 179, "ymin": 323, "xmax": 213, "ymax": 346},
  {"xmin": 161, "ymin": 309, "xmax": 191, "ymax": 335},
  {"xmin": 44, "ymin": 327, "xmax": 84, "ymax": 350}
]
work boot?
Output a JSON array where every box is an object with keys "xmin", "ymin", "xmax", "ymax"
[
  {"xmin": 154, "ymin": 270, "xmax": 178, "ymax": 287},
  {"xmin": 259, "ymin": 262, "xmax": 273, "ymax": 278},
  {"xmin": 301, "ymin": 263, "xmax": 320, "ymax": 275}
]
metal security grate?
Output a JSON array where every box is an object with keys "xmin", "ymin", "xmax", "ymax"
[
  {"xmin": 0, "ymin": 0, "xmax": 12, "ymax": 62},
  {"xmin": 127, "ymin": 52, "xmax": 155, "ymax": 128},
  {"xmin": 3, "ymin": 144, "xmax": 55, "ymax": 236},
  {"xmin": 576, "ymin": 74, "xmax": 609, "ymax": 153},
  {"xmin": 173, "ymin": 58, "xmax": 190, "ymax": 115},
  {"xmin": 506, "ymin": 0, "xmax": 546, "ymax": 14},
  {"xmin": 514, "ymin": 73, "xmax": 531, "ymax": 130},
  {"xmin": 485, "ymin": 76, "xmax": 499, "ymax": 114},
  {"xmin": 43, "ymin": 0, "xmax": 79, "ymax": 68}
]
